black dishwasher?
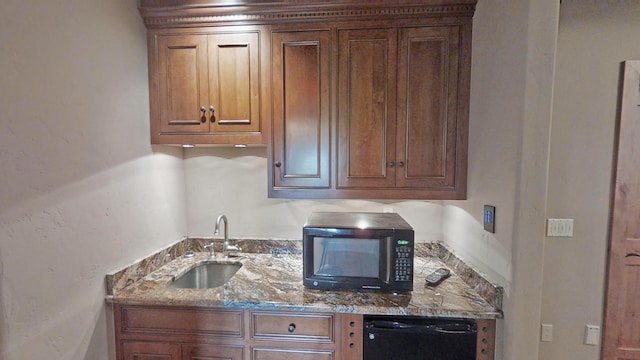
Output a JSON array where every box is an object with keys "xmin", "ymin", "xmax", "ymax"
[{"xmin": 363, "ymin": 315, "xmax": 477, "ymax": 360}]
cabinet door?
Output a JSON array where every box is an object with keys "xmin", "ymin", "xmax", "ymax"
[
  {"xmin": 337, "ymin": 28, "xmax": 397, "ymax": 189},
  {"xmin": 209, "ymin": 32, "xmax": 261, "ymax": 133},
  {"xmin": 182, "ymin": 344, "xmax": 244, "ymax": 360},
  {"xmin": 270, "ymin": 30, "xmax": 331, "ymax": 190},
  {"xmin": 252, "ymin": 348, "xmax": 334, "ymax": 360},
  {"xmin": 156, "ymin": 34, "xmax": 210, "ymax": 134},
  {"xmin": 122, "ymin": 341, "xmax": 180, "ymax": 360},
  {"xmin": 396, "ymin": 26, "xmax": 462, "ymax": 189}
]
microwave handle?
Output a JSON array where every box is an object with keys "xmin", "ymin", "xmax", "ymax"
[{"xmin": 385, "ymin": 237, "xmax": 392, "ymax": 283}]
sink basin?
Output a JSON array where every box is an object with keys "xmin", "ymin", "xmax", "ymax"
[{"xmin": 170, "ymin": 262, "xmax": 242, "ymax": 289}]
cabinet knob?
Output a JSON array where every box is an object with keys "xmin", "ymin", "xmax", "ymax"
[
  {"xmin": 398, "ymin": 161, "xmax": 405, "ymax": 167},
  {"xmin": 288, "ymin": 323, "xmax": 296, "ymax": 333},
  {"xmin": 274, "ymin": 161, "xmax": 282, "ymax": 168},
  {"xmin": 209, "ymin": 105, "xmax": 215, "ymax": 112},
  {"xmin": 387, "ymin": 161, "xmax": 395, "ymax": 167},
  {"xmin": 200, "ymin": 106, "xmax": 206, "ymax": 112}
]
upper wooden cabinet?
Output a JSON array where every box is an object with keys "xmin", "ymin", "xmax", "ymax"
[
  {"xmin": 140, "ymin": 6, "xmax": 265, "ymax": 145},
  {"xmin": 264, "ymin": 3, "xmax": 474, "ymax": 199},
  {"xmin": 154, "ymin": 32, "xmax": 260, "ymax": 141},
  {"xmin": 270, "ymin": 30, "xmax": 332, "ymax": 190},
  {"xmin": 336, "ymin": 26, "xmax": 465, "ymax": 195},
  {"xmin": 138, "ymin": 0, "xmax": 475, "ymax": 198}
]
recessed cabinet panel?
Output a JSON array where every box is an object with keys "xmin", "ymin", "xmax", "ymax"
[
  {"xmin": 252, "ymin": 348, "xmax": 334, "ymax": 360},
  {"xmin": 182, "ymin": 344, "xmax": 244, "ymax": 360},
  {"xmin": 209, "ymin": 33, "xmax": 260, "ymax": 133},
  {"xmin": 397, "ymin": 26, "xmax": 460, "ymax": 188},
  {"xmin": 122, "ymin": 341, "xmax": 181, "ymax": 360},
  {"xmin": 271, "ymin": 31, "xmax": 331, "ymax": 189},
  {"xmin": 157, "ymin": 35, "xmax": 209, "ymax": 133},
  {"xmin": 337, "ymin": 29, "xmax": 397, "ymax": 189},
  {"xmin": 122, "ymin": 306, "xmax": 243, "ymax": 337}
]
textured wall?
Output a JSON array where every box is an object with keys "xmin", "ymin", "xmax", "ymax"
[
  {"xmin": 441, "ymin": 1, "xmax": 560, "ymax": 359},
  {"xmin": 540, "ymin": 2, "xmax": 640, "ymax": 360},
  {"xmin": 0, "ymin": 0, "xmax": 187, "ymax": 358}
]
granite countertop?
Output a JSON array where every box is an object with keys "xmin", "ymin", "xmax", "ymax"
[{"xmin": 107, "ymin": 240, "xmax": 502, "ymax": 319}]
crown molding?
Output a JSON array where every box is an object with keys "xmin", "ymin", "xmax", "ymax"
[{"xmin": 138, "ymin": 1, "xmax": 477, "ymax": 28}]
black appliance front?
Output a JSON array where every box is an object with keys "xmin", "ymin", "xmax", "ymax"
[
  {"xmin": 303, "ymin": 212, "xmax": 414, "ymax": 292},
  {"xmin": 363, "ymin": 315, "xmax": 477, "ymax": 360}
]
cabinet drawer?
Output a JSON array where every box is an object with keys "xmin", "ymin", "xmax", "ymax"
[
  {"xmin": 121, "ymin": 306, "xmax": 243, "ymax": 338},
  {"xmin": 251, "ymin": 312, "xmax": 334, "ymax": 342},
  {"xmin": 252, "ymin": 347, "xmax": 334, "ymax": 360}
]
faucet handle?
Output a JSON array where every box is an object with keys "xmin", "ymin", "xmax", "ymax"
[{"xmin": 204, "ymin": 242, "xmax": 215, "ymax": 258}]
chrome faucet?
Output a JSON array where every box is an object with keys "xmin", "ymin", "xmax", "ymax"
[{"xmin": 215, "ymin": 214, "xmax": 241, "ymax": 257}]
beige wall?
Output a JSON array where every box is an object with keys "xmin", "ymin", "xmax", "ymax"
[
  {"xmin": 443, "ymin": 1, "xmax": 559, "ymax": 359},
  {"xmin": 540, "ymin": 2, "xmax": 640, "ymax": 359},
  {"xmin": 183, "ymin": 147, "xmax": 444, "ymax": 242},
  {"xmin": 0, "ymin": 0, "xmax": 187, "ymax": 359}
]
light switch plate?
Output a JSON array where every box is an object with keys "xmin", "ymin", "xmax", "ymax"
[
  {"xmin": 585, "ymin": 325, "xmax": 600, "ymax": 345},
  {"xmin": 541, "ymin": 324, "xmax": 553, "ymax": 342},
  {"xmin": 547, "ymin": 219, "xmax": 574, "ymax": 237},
  {"xmin": 484, "ymin": 205, "xmax": 496, "ymax": 233}
]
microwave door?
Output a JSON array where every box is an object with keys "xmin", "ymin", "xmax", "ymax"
[{"xmin": 316, "ymin": 238, "xmax": 342, "ymax": 276}]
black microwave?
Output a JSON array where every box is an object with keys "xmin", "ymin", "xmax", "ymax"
[{"xmin": 303, "ymin": 212, "xmax": 414, "ymax": 292}]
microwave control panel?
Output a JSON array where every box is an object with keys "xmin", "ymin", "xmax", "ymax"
[{"xmin": 394, "ymin": 245, "xmax": 413, "ymax": 282}]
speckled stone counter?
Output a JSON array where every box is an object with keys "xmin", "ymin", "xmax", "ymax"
[{"xmin": 106, "ymin": 239, "xmax": 502, "ymax": 319}]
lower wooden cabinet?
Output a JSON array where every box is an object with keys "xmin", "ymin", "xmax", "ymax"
[
  {"xmin": 113, "ymin": 304, "xmax": 493, "ymax": 360},
  {"xmin": 113, "ymin": 305, "xmax": 359, "ymax": 360}
]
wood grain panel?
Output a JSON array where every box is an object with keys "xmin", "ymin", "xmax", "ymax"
[
  {"xmin": 122, "ymin": 306, "xmax": 243, "ymax": 338},
  {"xmin": 122, "ymin": 341, "xmax": 181, "ymax": 360},
  {"xmin": 251, "ymin": 311, "xmax": 334, "ymax": 342},
  {"xmin": 396, "ymin": 26, "xmax": 459, "ymax": 188},
  {"xmin": 209, "ymin": 32, "xmax": 260, "ymax": 133},
  {"xmin": 271, "ymin": 30, "xmax": 331, "ymax": 189},
  {"xmin": 252, "ymin": 348, "xmax": 334, "ymax": 360},
  {"xmin": 157, "ymin": 34, "xmax": 209, "ymax": 133},
  {"xmin": 475, "ymin": 319, "xmax": 496, "ymax": 360},
  {"xmin": 603, "ymin": 60, "xmax": 640, "ymax": 360},
  {"xmin": 337, "ymin": 313, "xmax": 363, "ymax": 360},
  {"xmin": 337, "ymin": 28, "xmax": 396, "ymax": 188},
  {"xmin": 182, "ymin": 344, "xmax": 244, "ymax": 360}
]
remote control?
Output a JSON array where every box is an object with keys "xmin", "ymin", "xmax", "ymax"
[{"xmin": 425, "ymin": 268, "xmax": 451, "ymax": 287}]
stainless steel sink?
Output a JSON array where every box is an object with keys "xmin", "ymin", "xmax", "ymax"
[{"xmin": 169, "ymin": 262, "xmax": 242, "ymax": 289}]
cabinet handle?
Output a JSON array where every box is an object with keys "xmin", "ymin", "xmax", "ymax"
[
  {"xmin": 387, "ymin": 162, "xmax": 395, "ymax": 167},
  {"xmin": 398, "ymin": 161, "xmax": 405, "ymax": 167},
  {"xmin": 200, "ymin": 106, "xmax": 206, "ymax": 123},
  {"xmin": 274, "ymin": 161, "xmax": 282, "ymax": 168},
  {"xmin": 209, "ymin": 105, "xmax": 216, "ymax": 123},
  {"xmin": 626, "ymin": 253, "xmax": 640, "ymax": 258},
  {"xmin": 288, "ymin": 323, "xmax": 296, "ymax": 333}
]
